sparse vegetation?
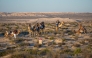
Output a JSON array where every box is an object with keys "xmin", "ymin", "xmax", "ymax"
[
  {"xmin": 37, "ymin": 49, "xmax": 50, "ymax": 55},
  {"xmin": 0, "ymin": 18, "xmax": 92, "ymax": 58},
  {"xmin": 49, "ymin": 36, "xmax": 55, "ymax": 40},
  {"xmin": 0, "ymin": 49, "xmax": 14, "ymax": 57},
  {"xmin": 73, "ymin": 48, "xmax": 82, "ymax": 55},
  {"xmin": 13, "ymin": 38, "xmax": 25, "ymax": 43}
]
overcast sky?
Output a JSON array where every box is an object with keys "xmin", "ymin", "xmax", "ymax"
[{"xmin": 0, "ymin": 0, "xmax": 92, "ymax": 12}]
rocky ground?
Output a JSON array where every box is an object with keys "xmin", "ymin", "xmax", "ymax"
[{"xmin": 0, "ymin": 19, "xmax": 92, "ymax": 58}]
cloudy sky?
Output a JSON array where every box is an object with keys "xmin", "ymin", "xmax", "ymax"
[{"xmin": 0, "ymin": 0, "xmax": 92, "ymax": 12}]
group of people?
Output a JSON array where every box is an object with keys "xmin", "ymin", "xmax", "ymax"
[
  {"xmin": 28, "ymin": 21, "xmax": 45, "ymax": 35},
  {"xmin": 4, "ymin": 20, "xmax": 87, "ymax": 38},
  {"xmin": 55, "ymin": 20, "xmax": 87, "ymax": 34}
]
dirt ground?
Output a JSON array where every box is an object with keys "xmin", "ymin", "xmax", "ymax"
[{"xmin": 0, "ymin": 18, "xmax": 92, "ymax": 58}]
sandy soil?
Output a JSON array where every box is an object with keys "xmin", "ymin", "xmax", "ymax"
[
  {"xmin": 0, "ymin": 18, "xmax": 82, "ymax": 23},
  {"xmin": 0, "ymin": 17, "xmax": 92, "ymax": 58}
]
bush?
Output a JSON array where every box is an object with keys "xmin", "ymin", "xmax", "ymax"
[
  {"xmin": 0, "ymin": 50, "xmax": 14, "ymax": 57},
  {"xmin": 28, "ymin": 49, "xmax": 38, "ymax": 55},
  {"xmin": 11, "ymin": 53, "xmax": 25, "ymax": 58},
  {"xmin": 18, "ymin": 43, "xmax": 30, "ymax": 47},
  {"xmin": 0, "ymin": 51, "xmax": 8, "ymax": 57},
  {"xmin": 64, "ymin": 49, "xmax": 71, "ymax": 54},
  {"xmin": 13, "ymin": 38, "xmax": 25, "ymax": 43},
  {"xmin": 73, "ymin": 44, "xmax": 81, "ymax": 47},
  {"xmin": 11, "ymin": 53, "xmax": 35, "ymax": 58},
  {"xmin": 37, "ymin": 49, "xmax": 50, "ymax": 55},
  {"xmin": 73, "ymin": 48, "xmax": 81, "ymax": 55},
  {"xmin": 49, "ymin": 37, "xmax": 55, "ymax": 40}
]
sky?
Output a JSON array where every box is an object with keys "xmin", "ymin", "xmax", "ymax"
[{"xmin": 0, "ymin": 0, "xmax": 92, "ymax": 12}]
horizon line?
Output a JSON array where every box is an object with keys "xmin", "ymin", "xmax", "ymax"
[{"xmin": 0, "ymin": 12, "xmax": 92, "ymax": 13}]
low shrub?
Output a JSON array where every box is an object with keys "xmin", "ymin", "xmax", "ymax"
[
  {"xmin": 49, "ymin": 36, "xmax": 55, "ymax": 40},
  {"xmin": 73, "ymin": 48, "xmax": 82, "ymax": 55},
  {"xmin": 0, "ymin": 49, "xmax": 14, "ymax": 57},
  {"xmin": 13, "ymin": 38, "xmax": 25, "ymax": 43},
  {"xmin": 11, "ymin": 53, "xmax": 35, "ymax": 58},
  {"xmin": 37, "ymin": 49, "xmax": 50, "ymax": 55}
]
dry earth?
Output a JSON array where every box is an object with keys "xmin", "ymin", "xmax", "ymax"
[{"xmin": 0, "ymin": 13, "xmax": 92, "ymax": 58}]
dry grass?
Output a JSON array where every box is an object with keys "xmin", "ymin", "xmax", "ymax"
[{"xmin": 0, "ymin": 20, "xmax": 92, "ymax": 58}]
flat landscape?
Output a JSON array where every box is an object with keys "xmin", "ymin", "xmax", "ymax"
[{"xmin": 0, "ymin": 12, "xmax": 92, "ymax": 58}]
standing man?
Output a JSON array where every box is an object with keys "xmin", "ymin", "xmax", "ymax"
[{"xmin": 56, "ymin": 20, "xmax": 60, "ymax": 32}]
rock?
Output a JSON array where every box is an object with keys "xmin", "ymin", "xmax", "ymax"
[
  {"xmin": 49, "ymin": 40, "xmax": 54, "ymax": 42},
  {"xmin": 84, "ymin": 36, "xmax": 90, "ymax": 39},
  {"xmin": 85, "ymin": 40, "xmax": 89, "ymax": 43},
  {"xmin": 33, "ymin": 39, "xmax": 38, "ymax": 43},
  {"xmin": 71, "ymin": 46, "xmax": 77, "ymax": 50},
  {"xmin": 54, "ymin": 38, "xmax": 63, "ymax": 44},
  {"xmin": 38, "ymin": 47, "xmax": 46, "ymax": 50}
]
